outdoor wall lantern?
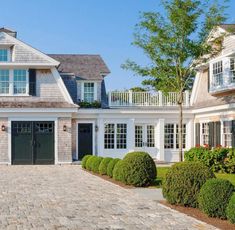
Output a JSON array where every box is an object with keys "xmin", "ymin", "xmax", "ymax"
[
  {"xmin": 95, "ymin": 125, "xmax": 99, "ymax": 132},
  {"xmin": 63, "ymin": 125, "xmax": 67, "ymax": 132},
  {"xmin": 1, "ymin": 125, "xmax": 6, "ymax": 132}
]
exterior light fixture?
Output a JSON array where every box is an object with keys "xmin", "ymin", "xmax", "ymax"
[
  {"xmin": 63, "ymin": 125, "xmax": 67, "ymax": 132},
  {"xmin": 1, "ymin": 125, "xmax": 6, "ymax": 131},
  {"xmin": 95, "ymin": 125, "xmax": 99, "ymax": 132}
]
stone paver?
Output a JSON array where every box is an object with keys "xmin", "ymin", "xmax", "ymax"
[{"xmin": 0, "ymin": 165, "xmax": 217, "ymax": 230}]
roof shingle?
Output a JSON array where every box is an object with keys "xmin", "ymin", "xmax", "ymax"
[{"xmin": 48, "ymin": 54, "xmax": 110, "ymax": 80}]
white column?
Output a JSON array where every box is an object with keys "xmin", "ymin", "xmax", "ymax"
[
  {"xmin": 128, "ymin": 118, "xmax": 135, "ymax": 152},
  {"xmin": 97, "ymin": 118, "xmax": 104, "ymax": 157},
  {"xmin": 186, "ymin": 119, "xmax": 194, "ymax": 151},
  {"xmin": 157, "ymin": 119, "xmax": 165, "ymax": 161},
  {"xmin": 159, "ymin": 91, "xmax": 163, "ymax": 106}
]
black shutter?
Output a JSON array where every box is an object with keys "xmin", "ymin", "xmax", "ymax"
[
  {"xmin": 29, "ymin": 69, "xmax": 36, "ymax": 96},
  {"xmin": 209, "ymin": 122, "xmax": 214, "ymax": 148},
  {"xmin": 195, "ymin": 123, "xmax": 200, "ymax": 146},
  {"xmin": 232, "ymin": 120, "xmax": 235, "ymax": 148},
  {"xmin": 215, "ymin": 121, "xmax": 221, "ymax": 147}
]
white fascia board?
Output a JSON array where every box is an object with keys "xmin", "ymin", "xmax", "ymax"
[
  {"xmin": 51, "ymin": 67, "xmax": 74, "ymax": 104},
  {"xmin": 0, "ymin": 32, "xmax": 60, "ymax": 66},
  {"xmin": 209, "ymin": 51, "xmax": 235, "ymax": 64},
  {"xmin": 76, "ymin": 108, "xmax": 193, "ymax": 115},
  {"xmin": 0, "ymin": 63, "xmax": 58, "ymax": 68},
  {"xmin": 0, "ymin": 107, "xmax": 77, "ymax": 113},
  {"xmin": 192, "ymin": 103, "xmax": 235, "ymax": 114}
]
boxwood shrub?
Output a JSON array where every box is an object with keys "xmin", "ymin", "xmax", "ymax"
[
  {"xmin": 107, "ymin": 158, "xmax": 120, "ymax": 177},
  {"xmin": 81, "ymin": 155, "xmax": 92, "ymax": 169},
  {"xmin": 85, "ymin": 156, "xmax": 97, "ymax": 171},
  {"xmin": 198, "ymin": 178, "xmax": 234, "ymax": 219},
  {"xmin": 113, "ymin": 160, "xmax": 126, "ymax": 182},
  {"xmin": 162, "ymin": 161, "xmax": 215, "ymax": 207},
  {"xmin": 91, "ymin": 157, "xmax": 103, "ymax": 173},
  {"xmin": 99, "ymin": 157, "xmax": 113, "ymax": 175},
  {"xmin": 226, "ymin": 193, "xmax": 235, "ymax": 224}
]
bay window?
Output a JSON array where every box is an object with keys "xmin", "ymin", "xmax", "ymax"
[{"xmin": 0, "ymin": 69, "xmax": 28, "ymax": 95}]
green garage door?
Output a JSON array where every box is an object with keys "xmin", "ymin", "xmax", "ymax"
[{"xmin": 12, "ymin": 121, "xmax": 54, "ymax": 165}]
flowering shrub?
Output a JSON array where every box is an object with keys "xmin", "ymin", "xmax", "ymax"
[{"xmin": 184, "ymin": 147, "xmax": 235, "ymax": 173}]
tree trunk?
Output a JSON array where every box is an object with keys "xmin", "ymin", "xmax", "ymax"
[{"xmin": 178, "ymin": 92, "xmax": 183, "ymax": 162}]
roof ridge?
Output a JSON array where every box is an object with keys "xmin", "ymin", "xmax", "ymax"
[{"xmin": 48, "ymin": 54, "xmax": 101, "ymax": 56}]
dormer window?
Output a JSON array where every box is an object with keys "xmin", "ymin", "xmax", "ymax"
[
  {"xmin": 212, "ymin": 61, "xmax": 223, "ymax": 87},
  {"xmin": 0, "ymin": 49, "xmax": 8, "ymax": 62}
]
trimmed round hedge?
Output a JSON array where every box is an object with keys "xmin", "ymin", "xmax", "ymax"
[
  {"xmin": 162, "ymin": 161, "xmax": 215, "ymax": 208},
  {"xmin": 81, "ymin": 155, "xmax": 92, "ymax": 169},
  {"xmin": 198, "ymin": 178, "xmax": 234, "ymax": 219},
  {"xmin": 91, "ymin": 156, "xmax": 103, "ymax": 173},
  {"xmin": 99, "ymin": 157, "xmax": 113, "ymax": 175},
  {"xmin": 113, "ymin": 160, "xmax": 126, "ymax": 182},
  {"xmin": 86, "ymin": 156, "xmax": 97, "ymax": 171},
  {"xmin": 226, "ymin": 193, "xmax": 235, "ymax": 224},
  {"xmin": 107, "ymin": 158, "xmax": 120, "ymax": 177},
  {"xmin": 113, "ymin": 152, "xmax": 156, "ymax": 187}
]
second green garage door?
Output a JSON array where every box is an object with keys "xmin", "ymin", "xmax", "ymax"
[{"xmin": 12, "ymin": 121, "xmax": 54, "ymax": 165}]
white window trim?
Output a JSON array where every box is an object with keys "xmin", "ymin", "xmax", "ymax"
[
  {"xmin": 104, "ymin": 122, "xmax": 127, "ymax": 150},
  {"xmin": 0, "ymin": 69, "xmax": 29, "ymax": 96},
  {"xmin": 81, "ymin": 81, "xmax": 97, "ymax": 102}
]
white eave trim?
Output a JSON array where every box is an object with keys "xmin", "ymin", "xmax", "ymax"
[
  {"xmin": 0, "ymin": 107, "xmax": 78, "ymax": 113},
  {"xmin": 192, "ymin": 103, "xmax": 235, "ymax": 114},
  {"xmin": 0, "ymin": 63, "xmax": 59, "ymax": 68}
]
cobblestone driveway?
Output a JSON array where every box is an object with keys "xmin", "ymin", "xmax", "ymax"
[{"xmin": 0, "ymin": 165, "xmax": 216, "ymax": 230}]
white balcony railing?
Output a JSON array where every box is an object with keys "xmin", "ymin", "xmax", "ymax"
[{"xmin": 108, "ymin": 91, "xmax": 190, "ymax": 107}]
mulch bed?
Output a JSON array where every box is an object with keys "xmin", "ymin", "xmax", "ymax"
[{"xmin": 160, "ymin": 201, "xmax": 235, "ymax": 230}]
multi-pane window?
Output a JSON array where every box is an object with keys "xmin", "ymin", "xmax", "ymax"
[
  {"xmin": 147, "ymin": 125, "xmax": 155, "ymax": 147},
  {"xmin": 84, "ymin": 82, "xmax": 95, "ymax": 103},
  {"xmin": 176, "ymin": 124, "xmax": 186, "ymax": 149},
  {"xmin": 212, "ymin": 61, "xmax": 223, "ymax": 86},
  {"xmin": 14, "ymin": 70, "xmax": 27, "ymax": 94},
  {"xmin": 223, "ymin": 121, "xmax": 232, "ymax": 147},
  {"xmin": 230, "ymin": 58, "xmax": 235, "ymax": 83},
  {"xmin": 104, "ymin": 124, "xmax": 115, "ymax": 149},
  {"xmin": 104, "ymin": 123, "xmax": 127, "ymax": 149},
  {"xmin": 165, "ymin": 124, "xmax": 186, "ymax": 149},
  {"xmin": 0, "ymin": 49, "xmax": 8, "ymax": 62},
  {"xmin": 164, "ymin": 124, "xmax": 174, "ymax": 149},
  {"xmin": 201, "ymin": 123, "xmax": 209, "ymax": 145},
  {"xmin": 135, "ymin": 125, "xmax": 143, "ymax": 147},
  {"xmin": 116, "ymin": 124, "xmax": 127, "ymax": 149},
  {"xmin": 0, "ymin": 70, "xmax": 9, "ymax": 94}
]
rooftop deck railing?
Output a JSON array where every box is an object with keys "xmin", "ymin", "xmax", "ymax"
[{"xmin": 108, "ymin": 91, "xmax": 190, "ymax": 107}]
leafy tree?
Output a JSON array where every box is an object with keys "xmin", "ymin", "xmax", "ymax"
[
  {"xmin": 122, "ymin": 0, "xmax": 228, "ymax": 161},
  {"xmin": 130, "ymin": 87, "xmax": 147, "ymax": 92}
]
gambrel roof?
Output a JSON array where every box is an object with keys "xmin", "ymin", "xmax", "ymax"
[{"xmin": 48, "ymin": 54, "xmax": 110, "ymax": 80}]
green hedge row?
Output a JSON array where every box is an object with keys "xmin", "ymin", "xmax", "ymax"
[
  {"xmin": 184, "ymin": 147, "xmax": 235, "ymax": 173},
  {"xmin": 81, "ymin": 152, "xmax": 157, "ymax": 187},
  {"xmin": 163, "ymin": 161, "xmax": 235, "ymax": 224}
]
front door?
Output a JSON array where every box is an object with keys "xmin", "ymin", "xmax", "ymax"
[
  {"xmin": 12, "ymin": 121, "xmax": 54, "ymax": 165},
  {"xmin": 135, "ymin": 124, "xmax": 157, "ymax": 158},
  {"xmin": 78, "ymin": 123, "xmax": 93, "ymax": 160}
]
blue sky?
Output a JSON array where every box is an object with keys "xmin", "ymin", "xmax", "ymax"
[{"xmin": 0, "ymin": 0, "xmax": 234, "ymax": 90}]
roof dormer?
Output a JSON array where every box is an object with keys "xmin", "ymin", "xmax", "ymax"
[{"xmin": 0, "ymin": 27, "xmax": 17, "ymax": 38}]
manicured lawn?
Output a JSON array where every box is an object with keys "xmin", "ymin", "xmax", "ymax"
[{"xmin": 155, "ymin": 167, "xmax": 235, "ymax": 187}]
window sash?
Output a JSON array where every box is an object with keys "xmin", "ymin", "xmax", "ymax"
[
  {"xmin": 0, "ymin": 69, "xmax": 28, "ymax": 95},
  {"xmin": 0, "ymin": 49, "xmax": 8, "ymax": 62},
  {"xmin": 83, "ymin": 82, "xmax": 95, "ymax": 102},
  {"xmin": 223, "ymin": 121, "xmax": 232, "ymax": 147},
  {"xmin": 201, "ymin": 123, "xmax": 209, "ymax": 145}
]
